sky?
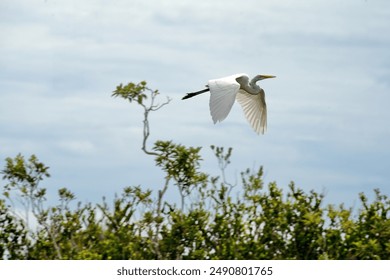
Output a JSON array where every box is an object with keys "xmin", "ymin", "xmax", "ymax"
[{"xmin": 1, "ymin": 0, "xmax": 390, "ymax": 210}]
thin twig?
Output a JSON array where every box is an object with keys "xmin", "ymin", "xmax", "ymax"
[
  {"xmin": 140, "ymin": 89, "xmax": 171, "ymax": 156},
  {"xmin": 154, "ymin": 176, "xmax": 170, "ymax": 259}
]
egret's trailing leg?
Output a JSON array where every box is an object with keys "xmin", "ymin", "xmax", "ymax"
[{"xmin": 182, "ymin": 88, "xmax": 210, "ymax": 100}]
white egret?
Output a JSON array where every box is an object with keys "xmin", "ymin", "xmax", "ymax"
[{"xmin": 182, "ymin": 73, "xmax": 276, "ymax": 134}]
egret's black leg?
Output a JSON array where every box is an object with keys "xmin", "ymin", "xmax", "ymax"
[{"xmin": 182, "ymin": 88, "xmax": 210, "ymax": 100}]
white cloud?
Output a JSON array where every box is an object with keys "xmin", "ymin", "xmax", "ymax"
[{"xmin": 57, "ymin": 140, "xmax": 95, "ymax": 155}]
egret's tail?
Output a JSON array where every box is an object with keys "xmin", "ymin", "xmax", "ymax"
[{"xmin": 182, "ymin": 88, "xmax": 210, "ymax": 100}]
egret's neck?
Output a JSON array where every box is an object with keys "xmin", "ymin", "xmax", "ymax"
[
  {"xmin": 250, "ymin": 75, "xmax": 263, "ymax": 85},
  {"xmin": 236, "ymin": 75, "xmax": 261, "ymax": 94},
  {"xmin": 243, "ymin": 84, "xmax": 259, "ymax": 94},
  {"xmin": 246, "ymin": 75, "xmax": 262, "ymax": 94}
]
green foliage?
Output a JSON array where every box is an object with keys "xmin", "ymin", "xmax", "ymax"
[
  {"xmin": 1, "ymin": 81, "xmax": 389, "ymax": 260},
  {"xmin": 1, "ymin": 151, "xmax": 389, "ymax": 260},
  {"xmin": 0, "ymin": 199, "xmax": 29, "ymax": 259},
  {"xmin": 112, "ymin": 81, "xmax": 150, "ymax": 105},
  {"xmin": 2, "ymin": 153, "xmax": 49, "ymax": 207},
  {"xmin": 154, "ymin": 140, "xmax": 208, "ymax": 195}
]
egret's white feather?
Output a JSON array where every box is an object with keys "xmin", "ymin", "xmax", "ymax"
[
  {"xmin": 208, "ymin": 74, "xmax": 242, "ymax": 123},
  {"xmin": 183, "ymin": 73, "xmax": 274, "ymax": 135},
  {"xmin": 236, "ymin": 89, "xmax": 267, "ymax": 134}
]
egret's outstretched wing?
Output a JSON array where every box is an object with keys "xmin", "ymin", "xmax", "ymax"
[
  {"xmin": 208, "ymin": 74, "xmax": 245, "ymax": 124},
  {"xmin": 236, "ymin": 89, "xmax": 267, "ymax": 134}
]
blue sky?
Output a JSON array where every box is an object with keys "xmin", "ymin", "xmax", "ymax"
[{"xmin": 1, "ymin": 0, "xmax": 389, "ymax": 209}]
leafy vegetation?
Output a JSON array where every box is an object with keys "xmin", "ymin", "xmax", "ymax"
[{"xmin": 1, "ymin": 81, "xmax": 389, "ymax": 259}]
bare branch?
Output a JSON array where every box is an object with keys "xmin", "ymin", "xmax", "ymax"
[
  {"xmin": 112, "ymin": 81, "xmax": 171, "ymax": 156},
  {"xmin": 150, "ymin": 96, "xmax": 172, "ymax": 111}
]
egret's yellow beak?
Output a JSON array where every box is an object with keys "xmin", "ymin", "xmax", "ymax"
[{"xmin": 260, "ymin": 75, "xmax": 276, "ymax": 79}]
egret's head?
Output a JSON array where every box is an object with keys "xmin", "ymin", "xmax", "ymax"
[{"xmin": 258, "ymin": 75, "xmax": 276, "ymax": 80}]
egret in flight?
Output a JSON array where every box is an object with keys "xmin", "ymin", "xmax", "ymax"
[{"xmin": 182, "ymin": 73, "xmax": 276, "ymax": 134}]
